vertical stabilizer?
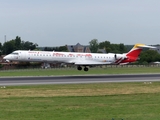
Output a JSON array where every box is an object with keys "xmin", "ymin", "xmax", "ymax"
[
  {"xmin": 126, "ymin": 44, "xmax": 144, "ymax": 58},
  {"xmin": 120, "ymin": 43, "xmax": 156, "ymax": 64}
]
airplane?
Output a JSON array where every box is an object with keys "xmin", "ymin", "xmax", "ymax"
[{"xmin": 3, "ymin": 43, "xmax": 156, "ymax": 71}]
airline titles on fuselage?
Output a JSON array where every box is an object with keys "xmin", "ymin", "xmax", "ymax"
[{"xmin": 27, "ymin": 51, "xmax": 113, "ymax": 62}]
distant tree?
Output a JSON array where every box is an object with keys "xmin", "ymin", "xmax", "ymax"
[
  {"xmin": 58, "ymin": 46, "xmax": 68, "ymax": 52},
  {"xmin": 2, "ymin": 40, "xmax": 15, "ymax": 54},
  {"xmin": 0, "ymin": 42, "xmax": 2, "ymax": 56},
  {"xmin": 46, "ymin": 46, "xmax": 68, "ymax": 52},
  {"xmin": 119, "ymin": 43, "xmax": 127, "ymax": 53},
  {"xmin": 0, "ymin": 43, "xmax": 2, "ymax": 50},
  {"xmin": 44, "ymin": 47, "xmax": 53, "ymax": 51},
  {"xmin": 15, "ymin": 36, "xmax": 22, "ymax": 49},
  {"xmin": 105, "ymin": 47, "xmax": 111, "ymax": 53},
  {"xmin": 110, "ymin": 44, "xmax": 119, "ymax": 53},
  {"xmin": 21, "ymin": 41, "xmax": 38, "ymax": 50},
  {"xmin": 2, "ymin": 36, "xmax": 38, "ymax": 54},
  {"xmin": 139, "ymin": 50, "xmax": 160, "ymax": 64},
  {"xmin": 98, "ymin": 41, "xmax": 127, "ymax": 53},
  {"xmin": 125, "ymin": 45, "xmax": 134, "ymax": 52},
  {"xmin": 52, "ymin": 47, "xmax": 60, "ymax": 51},
  {"xmin": 99, "ymin": 41, "xmax": 111, "ymax": 53},
  {"xmin": 89, "ymin": 39, "xmax": 99, "ymax": 53}
]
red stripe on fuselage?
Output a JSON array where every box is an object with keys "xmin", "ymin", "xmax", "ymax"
[{"xmin": 115, "ymin": 58, "xmax": 123, "ymax": 63}]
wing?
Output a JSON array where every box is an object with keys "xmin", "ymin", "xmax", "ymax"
[{"xmin": 73, "ymin": 60, "xmax": 112, "ymax": 66}]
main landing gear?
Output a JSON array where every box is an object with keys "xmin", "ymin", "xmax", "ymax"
[{"xmin": 77, "ymin": 66, "xmax": 89, "ymax": 72}]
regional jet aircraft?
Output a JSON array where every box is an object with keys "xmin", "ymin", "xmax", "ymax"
[{"xmin": 3, "ymin": 44, "xmax": 155, "ymax": 71}]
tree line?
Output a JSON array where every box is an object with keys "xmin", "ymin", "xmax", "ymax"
[
  {"xmin": 0, "ymin": 36, "xmax": 69, "ymax": 55},
  {"xmin": 0, "ymin": 36, "xmax": 38, "ymax": 55},
  {"xmin": 89, "ymin": 39, "xmax": 127, "ymax": 53}
]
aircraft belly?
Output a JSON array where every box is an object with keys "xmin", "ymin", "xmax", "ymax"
[{"xmin": 75, "ymin": 60, "xmax": 112, "ymax": 65}]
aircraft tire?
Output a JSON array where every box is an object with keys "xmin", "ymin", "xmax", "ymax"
[
  {"xmin": 84, "ymin": 67, "xmax": 88, "ymax": 72},
  {"xmin": 77, "ymin": 66, "xmax": 82, "ymax": 71}
]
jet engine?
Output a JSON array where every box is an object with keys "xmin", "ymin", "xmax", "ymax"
[{"xmin": 114, "ymin": 54, "xmax": 127, "ymax": 64}]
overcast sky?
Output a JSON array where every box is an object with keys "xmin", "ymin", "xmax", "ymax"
[{"xmin": 0, "ymin": 0, "xmax": 160, "ymax": 47}]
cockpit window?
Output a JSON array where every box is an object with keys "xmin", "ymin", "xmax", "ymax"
[{"xmin": 11, "ymin": 52, "xmax": 19, "ymax": 55}]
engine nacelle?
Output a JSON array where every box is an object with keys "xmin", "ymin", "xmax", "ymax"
[
  {"xmin": 114, "ymin": 54, "xmax": 128, "ymax": 64},
  {"xmin": 114, "ymin": 54, "xmax": 127, "ymax": 60}
]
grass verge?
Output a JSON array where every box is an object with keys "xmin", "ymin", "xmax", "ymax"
[
  {"xmin": 0, "ymin": 82, "xmax": 160, "ymax": 120},
  {"xmin": 1, "ymin": 66, "xmax": 160, "ymax": 76}
]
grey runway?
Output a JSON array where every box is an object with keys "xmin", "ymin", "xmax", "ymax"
[{"xmin": 0, "ymin": 73, "xmax": 160, "ymax": 86}]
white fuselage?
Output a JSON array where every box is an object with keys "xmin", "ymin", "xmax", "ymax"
[{"xmin": 4, "ymin": 50, "xmax": 126, "ymax": 65}]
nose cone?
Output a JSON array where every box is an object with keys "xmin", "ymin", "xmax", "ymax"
[
  {"xmin": 3, "ymin": 55, "xmax": 10, "ymax": 60},
  {"xmin": 3, "ymin": 55, "xmax": 12, "ymax": 62},
  {"xmin": 3, "ymin": 56, "xmax": 7, "ymax": 60}
]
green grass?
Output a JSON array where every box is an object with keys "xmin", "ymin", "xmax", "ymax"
[
  {"xmin": 1, "ymin": 66, "xmax": 160, "ymax": 76},
  {"xmin": 1, "ymin": 82, "xmax": 160, "ymax": 120},
  {"xmin": 0, "ymin": 67, "xmax": 160, "ymax": 119},
  {"xmin": 1, "ymin": 94, "xmax": 160, "ymax": 120}
]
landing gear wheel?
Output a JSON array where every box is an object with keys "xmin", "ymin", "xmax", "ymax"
[
  {"xmin": 77, "ymin": 66, "xmax": 82, "ymax": 71},
  {"xmin": 84, "ymin": 67, "xmax": 88, "ymax": 71}
]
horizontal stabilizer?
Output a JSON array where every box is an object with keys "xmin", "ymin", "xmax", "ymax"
[{"xmin": 133, "ymin": 44, "xmax": 156, "ymax": 49}]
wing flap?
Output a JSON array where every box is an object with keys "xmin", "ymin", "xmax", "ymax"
[{"xmin": 74, "ymin": 60, "xmax": 112, "ymax": 65}]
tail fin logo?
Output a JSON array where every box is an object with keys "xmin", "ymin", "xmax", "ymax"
[
  {"xmin": 126, "ymin": 43, "xmax": 155, "ymax": 58},
  {"xmin": 126, "ymin": 44, "xmax": 144, "ymax": 57},
  {"xmin": 119, "ymin": 43, "xmax": 156, "ymax": 64}
]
